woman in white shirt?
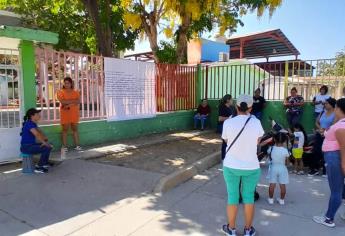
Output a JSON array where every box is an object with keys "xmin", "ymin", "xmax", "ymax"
[
  {"xmin": 313, "ymin": 85, "xmax": 330, "ymax": 118},
  {"xmin": 221, "ymin": 94, "xmax": 264, "ymax": 236}
]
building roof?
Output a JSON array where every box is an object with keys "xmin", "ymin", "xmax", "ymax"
[
  {"xmin": 124, "ymin": 51, "xmax": 155, "ymax": 62},
  {"xmin": 227, "ymin": 29, "xmax": 300, "ymax": 60},
  {"xmin": 255, "ymin": 60, "xmax": 315, "ymax": 70},
  {"xmin": 0, "ymin": 10, "xmax": 21, "ymax": 27}
]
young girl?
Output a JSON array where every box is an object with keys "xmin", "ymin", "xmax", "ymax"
[
  {"xmin": 292, "ymin": 123, "xmax": 307, "ymax": 175},
  {"xmin": 20, "ymin": 108, "xmax": 53, "ymax": 173},
  {"xmin": 267, "ymin": 132, "xmax": 290, "ymax": 205}
]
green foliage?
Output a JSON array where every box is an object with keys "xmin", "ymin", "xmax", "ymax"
[
  {"xmin": 156, "ymin": 41, "xmax": 178, "ymax": 64},
  {"xmin": 318, "ymin": 48, "xmax": 345, "ymax": 76},
  {"xmin": 0, "ymin": 0, "xmax": 137, "ymax": 55}
]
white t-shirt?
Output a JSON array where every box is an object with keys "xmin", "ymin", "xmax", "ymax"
[
  {"xmin": 293, "ymin": 131, "xmax": 305, "ymax": 149},
  {"xmin": 268, "ymin": 146, "xmax": 290, "ymax": 165},
  {"xmin": 314, "ymin": 94, "xmax": 330, "ymax": 113},
  {"xmin": 222, "ymin": 115, "xmax": 264, "ymax": 170}
]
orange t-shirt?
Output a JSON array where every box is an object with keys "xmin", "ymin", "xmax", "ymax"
[{"xmin": 57, "ymin": 89, "xmax": 80, "ymax": 125}]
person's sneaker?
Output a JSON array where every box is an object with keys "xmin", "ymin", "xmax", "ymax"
[
  {"xmin": 42, "ymin": 162, "xmax": 54, "ymax": 168},
  {"xmin": 292, "ymin": 170, "xmax": 298, "ymax": 174},
  {"xmin": 313, "ymin": 216, "xmax": 335, "ymax": 228},
  {"xmin": 74, "ymin": 146, "xmax": 83, "ymax": 151},
  {"xmin": 322, "ymin": 174, "xmax": 327, "ymax": 178},
  {"xmin": 267, "ymin": 198, "xmax": 274, "ymax": 205},
  {"xmin": 35, "ymin": 166, "xmax": 48, "ymax": 174},
  {"xmin": 277, "ymin": 198, "xmax": 285, "ymax": 205},
  {"xmin": 222, "ymin": 224, "xmax": 237, "ymax": 236},
  {"xmin": 244, "ymin": 226, "xmax": 256, "ymax": 236},
  {"xmin": 298, "ymin": 171, "xmax": 304, "ymax": 175},
  {"xmin": 308, "ymin": 170, "xmax": 319, "ymax": 177}
]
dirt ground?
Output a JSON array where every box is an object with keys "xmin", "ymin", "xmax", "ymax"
[{"xmin": 90, "ymin": 132, "xmax": 221, "ymax": 175}]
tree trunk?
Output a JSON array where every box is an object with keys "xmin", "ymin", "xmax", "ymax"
[
  {"xmin": 176, "ymin": 7, "xmax": 190, "ymax": 64},
  {"xmin": 81, "ymin": 0, "xmax": 113, "ymax": 57},
  {"xmin": 140, "ymin": 11, "xmax": 159, "ymax": 63}
]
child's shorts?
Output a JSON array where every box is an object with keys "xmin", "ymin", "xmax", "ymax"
[
  {"xmin": 269, "ymin": 165, "xmax": 289, "ymax": 184},
  {"xmin": 292, "ymin": 148, "xmax": 303, "ymax": 159}
]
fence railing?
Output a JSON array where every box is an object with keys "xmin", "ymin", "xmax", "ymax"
[
  {"xmin": 34, "ymin": 47, "xmax": 345, "ymax": 124},
  {"xmin": 200, "ymin": 63, "xmax": 265, "ymax": 100},
  {"xmin": 201, "ymin": 59, "xmax": 345, "ymax": 101},
  {"xmin": 0, "ymin": 48, "xmax": 21, "ymax": 128},
  {"xmin": 35, "ymin": 48, "xmax": 105, "ymax": 123},
  {"xmin": 156, "ymin": 64, "xmax": 197, "ymax": 112}
]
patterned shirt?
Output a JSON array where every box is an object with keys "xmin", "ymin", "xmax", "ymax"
[{"xmin": 286, "ymin": 95, "xmax": 304, "ymax": 113}]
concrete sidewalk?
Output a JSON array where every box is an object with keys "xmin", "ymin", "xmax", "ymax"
[
  {"xmin": 1, "ymin": 158, "xmax": 345, "ymax": 236},
  {"xmin": 48, "ymin": 130, "xmax": 212, "ymax": 162}
]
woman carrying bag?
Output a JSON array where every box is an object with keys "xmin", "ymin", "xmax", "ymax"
[{"xmin": 221, "ymin": 94, "xmax": 264, "ymax": 236}]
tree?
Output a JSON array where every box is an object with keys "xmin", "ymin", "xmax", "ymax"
[
  {"xmin": 318, "ymin": 48, "xmax": 345, "ymax": 76},
  {"xmin": 156, "ymin": 41, "xmax": 177, "ymax": 64},
  {"xmin": 122, "ymin": 0, "xmax": 283, "ymax": 63},
  {"xmin": 0, "ymin": 0, "xmax": 138, "ymax": 56}
]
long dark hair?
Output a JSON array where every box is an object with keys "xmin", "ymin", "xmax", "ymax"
[
  {"xmin": 293, "ymin": 123, "xmax": 308, "ymax": 145},
  {"xmin": 220, "ymin": 94, "xmax": 232, "ymax": 106},
  {"xmin": 273, "ymin": 132, "xmax": 287, "ymax": 145},
  {"xmin": 336, "ymin": 98, "xmax": 345, "ymax": 114},
  {"xmin": 62, "ymin": 77, "xmax": 74, "ymax": 89}
]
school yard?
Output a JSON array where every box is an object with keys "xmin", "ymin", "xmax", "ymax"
[{"xmin": 0, "ymin": 130, "xmax": 345, "ymax": 236}]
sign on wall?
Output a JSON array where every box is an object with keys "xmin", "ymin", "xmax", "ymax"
[{"xmin": 104, "ymin": 58, "xmax": 156, "ymax": 121}]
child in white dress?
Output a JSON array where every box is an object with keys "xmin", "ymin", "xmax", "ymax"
[{"xmin": 267, "ymin": 132, "xmax": 290, "ymax": 205}]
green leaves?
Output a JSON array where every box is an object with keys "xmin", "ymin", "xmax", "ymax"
[{"xmin": 0, "ymin": 0, "xmax": 138, "ymax": 56}]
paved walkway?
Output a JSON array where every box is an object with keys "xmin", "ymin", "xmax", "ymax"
[{"xmin": 1, "ymin": 158, "xmax": 345, "ymax": 236}]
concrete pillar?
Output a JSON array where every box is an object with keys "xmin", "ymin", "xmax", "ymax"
[{"xmin": 19, "ymin": 40, "xmax": 36, "ymax": 112}]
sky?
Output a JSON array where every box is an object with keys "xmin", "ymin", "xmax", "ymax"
[{"xmin": 129, "ymin": 0, "xmax": 345, "ymax": 61}]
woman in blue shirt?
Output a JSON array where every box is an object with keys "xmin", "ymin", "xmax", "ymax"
[
  {"xmin": 20, "ymin": 108, "xmax": 52, "ymax": 173},
  {"xmin": 308, "ymin": 97, "xmax": 336, "ymax": 176}
]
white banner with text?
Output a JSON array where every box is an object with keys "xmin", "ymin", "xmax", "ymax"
[{"xmin": 104, "ymin": 58, "xmax": 156, "ymax": 121}]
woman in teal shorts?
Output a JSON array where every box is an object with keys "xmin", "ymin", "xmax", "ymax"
[{"xmin": 221, "ymin": 94, "xmax": 264, "ymax": 236}]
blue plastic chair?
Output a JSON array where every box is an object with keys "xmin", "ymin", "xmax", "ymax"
[{"xmin": 21, "ymin": 153, "xmax": 34, "ymax": 174}]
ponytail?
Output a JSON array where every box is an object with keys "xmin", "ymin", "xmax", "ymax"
[{"xmin": 238, "ymin": 102, "xmax": 249, "ymax": 112}]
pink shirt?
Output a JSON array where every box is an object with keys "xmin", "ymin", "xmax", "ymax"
[{"xmin": 322, "ymin": 118, "xmax": 345, "ymax": 152}]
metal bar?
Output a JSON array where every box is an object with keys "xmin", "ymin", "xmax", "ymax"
[
  {"xmin": 273, "ymin": 63, "xmax": 276, "ymax": 100},
  {"xmin": 51, "ymin": 50, "xmax": 57, "ymax": 121},
  {"xmin": 205, "ymin": 66, "xmax": 209, "ymax": 99},
  {"xmin": 91, "ymin": 56, "xmax": 96, "ymax": 117},
  {"xmin": 217, "ymin": 66, "xmax": 220, "ymax": 99}
]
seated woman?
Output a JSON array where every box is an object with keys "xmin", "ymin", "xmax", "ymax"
[
  {"xmin": 20, "ymin": 108, "xmax": 53, "ymax": 173},
  {"xmin": 308, "ymin": 97, "xmax": 336, "ymax": 176},
  {"xmin": 284, "ymin": 87, "xmax": 304, "ymax": 128},
  {"xmin": 194, "ymin": 99, "xmax": 211, "ymax": 130}
]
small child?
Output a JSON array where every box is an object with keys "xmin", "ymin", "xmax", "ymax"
[
  {"xmin": 267, "ymin": 132, "xmax": 290, "ymax": 205},
  {"xmin": 292, "ymin": 123, "xmax": 307, "ymax": 175}
]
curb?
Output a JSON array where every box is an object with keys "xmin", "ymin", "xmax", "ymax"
[{"xmin": 153, "ymin": 151, "xmax": 221, "ymax": 194}]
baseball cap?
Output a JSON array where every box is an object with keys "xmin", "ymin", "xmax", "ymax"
[{"xmin": 236, "ymin": 94, "xmax": 253, "ymax": 108}]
